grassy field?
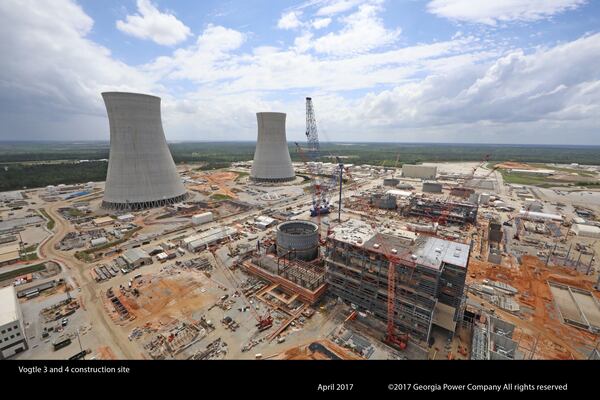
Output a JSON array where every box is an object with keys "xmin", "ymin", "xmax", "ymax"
[
  {"xmin": 210, "ymin": 193, "xmax": 232, "ymax": 201},
  {"xmin": 0, "ymin": 262, "xmax": 46, "ymax": 282},
  {"xmin": 38, "ymin": 209, "xmax": 55, "ymax": 230}
]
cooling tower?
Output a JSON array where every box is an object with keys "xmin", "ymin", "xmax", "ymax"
[
  {"xmin": 101, "ymin": 92, "xmax": 187, "ymax": 210},
  {"xmin": 250, "ymin": 112, "xmax": 295, "ymax": 183}
]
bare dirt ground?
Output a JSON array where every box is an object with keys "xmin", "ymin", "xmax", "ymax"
[
  {"xmin": 189, "ymin": 171, "xmax": 240, "ymax": 199},
  {"xmin": 494, "ymin": 162, "xmax": 536, "ymax": 170},
  {"xmin": 38, "ymin": 199, "xmax": 141, "ymax": 358},
  {"xmin": 468, "ymin": 255, "xmax": 598, "ymax": 359},
  {"xmin": 270, "ymin": 339, "xmax": 363, "ymax": 360}
]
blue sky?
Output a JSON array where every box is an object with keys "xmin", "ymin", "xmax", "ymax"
[{"xmin": 1, "ymin": 0, "xmax": 599, "ymax": 144}]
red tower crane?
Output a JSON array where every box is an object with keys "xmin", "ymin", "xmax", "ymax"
[{"xmin": 372, "ymin": 232, "xmax": 416, "ymax": 350}]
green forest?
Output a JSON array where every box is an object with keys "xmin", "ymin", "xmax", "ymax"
[{"xmin": 1, "ymin": 141, "xmax": 599, "ymax": 191}]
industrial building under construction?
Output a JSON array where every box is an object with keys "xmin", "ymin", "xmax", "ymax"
[{"xmin": 325, "ymin": 219, "xmax": 470, "ymax": 343}]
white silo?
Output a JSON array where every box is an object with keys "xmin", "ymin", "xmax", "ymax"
[
  {"xmin": 101, "ymin": 92, "xmax": 187, "ymax": 210},
  {"xmin": 250, "ymin": 112, "xmax": 295, "ymax": 183}
]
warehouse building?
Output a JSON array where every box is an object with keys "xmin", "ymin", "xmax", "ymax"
[
  {"xmin": 518, "ymin": 210, "xmax": 563, "ymax": 222},
  {"xmin": 0, "ymin": 243, "xmax": 20, "ymax": 266},
  {"xmin": 121, "ymin": 248, "xmax": 152, "ymax": 269},
  {"xmin": 117, "ymin": 214, "xmax": 135, "ymax": 223},
  {"xmin": 571, "ymin": 224, "xmax": 600, "ymax": 239},
  {"xmin": 0, "ymin": 286, "xmax": 28, "ymax": 359},
  {"xmin": 402, "ymin": 164, "xmax": 437, "ymax": 179},
  {"xmin": 325, "ymin": 219, "xmax": 470, "ymax": 343},
  {"xmin": 192, "ymin": 212, "xmax": 214, "ymax": 226},
  {"xmin": 183, "ymin": 226, "xmax": 237, "ymax": 252},
  {"xmin": 92, "ymin": 216, "xmax": 114, "ymax": 227}
]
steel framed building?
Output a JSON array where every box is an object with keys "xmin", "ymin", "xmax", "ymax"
[
  {"xmin": 325, "ymin": 220, "xmax": 470, "ymax": 343},
  {"xmin": 101, "ymin": 92, "xmax": 187, "ymax": 210}
]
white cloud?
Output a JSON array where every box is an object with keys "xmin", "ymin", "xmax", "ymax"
[
  {"xmin": 145, "ymin": 24, "xmax": 246, "ymax": 82},
  {"xmin": 277, "ymin": 10, "xmax": 303, "ymax": 30},
  {"xmin": 116, "ymin": 0, "xmax": 191, "ymax": 45},
  {"xmin": 313, "ymin": 2, "xmax": 400, "ymax": 55},
  {"xmin": 1, "ymin": 0, "xmax": 598, "ymax": 144},
  {"xmin": 354, "ymin": 33, "xmax": 600, "ymax": 131},
  {"xmin": 312, "ymin": 17, "xmax": 332, "ymax": 29},
  {"xmin": 315, "ymin": 0, "xmax": 369, "ymax": 16},
  {"xmin": 427, "ymin": 0, "xmax": 587, "ymax": 25},
  {"xmin": 0, "ymin": 0, "xmax": 156, "ymax": 140}
]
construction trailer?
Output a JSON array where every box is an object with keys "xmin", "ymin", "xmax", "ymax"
[{"xmin": 324, "ymin": 219, "xmax": 470, "ymax": 343}]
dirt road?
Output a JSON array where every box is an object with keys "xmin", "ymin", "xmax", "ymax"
[{"xmin": 38, "ymin": 201, "xmax": 140, "ymax": 359}]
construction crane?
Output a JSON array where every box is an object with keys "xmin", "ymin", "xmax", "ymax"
[
  {"xmin": 372, "ymin": 232, "xmax": 414, "ymax": 350},
  {"xmin": 302, "ymin": 97, "xmax": 333, "ymax": 217},
  {"xmin": 503, "ymin": 202, "xmax": 535, "ymax": 240},
  {"xmin": 297, "ymin": 98, "xmax": 353, "ymax": 239},
  {"xmin": 465, "ymin": 164, "xmax": 499, "ymax": 190}
]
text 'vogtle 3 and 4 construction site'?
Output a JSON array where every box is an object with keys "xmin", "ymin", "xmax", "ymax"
[{"xmin": 2, "ymin": 92, "xmax": 600, "ymax": 362}]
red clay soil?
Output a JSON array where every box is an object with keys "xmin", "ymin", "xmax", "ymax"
[
  {"xmin": 467, "ymin": 255, "xmax": 598, "ymax": 359},
  {"xmin": 494, "ymin": 162, "xmax": 535, "ymax": 170},
  {"xmin": 272, "ymin": 340, "xmax": 363, "ymax": 360}
]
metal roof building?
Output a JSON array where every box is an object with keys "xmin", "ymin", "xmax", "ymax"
[
  {"xmin": 0, "ymin": 285, "xmax": 28, "ymax": 359},
  {"xmin": 101, "ymin": 92, "xmax": 187, "ymax": 210},
  {"xmin": 250, "ymin": 112, "xmax": 295, "ymax": 183},
  {"xmin": 571, "ymin": 223, "xmax": 600, "ymax": 238}
]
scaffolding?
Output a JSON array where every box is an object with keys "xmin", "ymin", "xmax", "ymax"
[
  {"xmin": 325, "ymin": 230, "xmax": 469, "ymax": 343},
  {"xmin": 405, "ymin": 197, "xmax": 478, "ymax": 225}
]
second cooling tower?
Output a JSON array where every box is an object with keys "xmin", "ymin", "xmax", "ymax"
[
  {"xmin": 250, "ymin": 112, "xmax": 295, "ymax": 183},
  {"xmin": 101, "ymin": 92, "xmax": 187, "ymax": 210}
]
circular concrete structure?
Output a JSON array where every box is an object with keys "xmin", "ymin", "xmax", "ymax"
[
  {"xmin": 276, "ymin": 220, "xmax": 319, "ymax": 261},
  {"xmin": 250, "ymin": 112, "xmax": 295, "ymax": 183},
  {"xmin": 101, "ymin": 92, "xmax": 187, "ymax": 210}
]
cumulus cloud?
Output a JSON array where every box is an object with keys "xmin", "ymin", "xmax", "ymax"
[
  {"xmin": 356, "ymin": 33, "xmax": 600, "ymax": 129},
  {"xmin": 427, "ymin": 0, "xmax": 587, "ymax": 25},
  {"xmin": 312, "ymin": 17, "xmax": 332, "ymax": 29},
  {"xmin": 116, "ymin": 0, "xmax": 191, "ymax": 45},
  {"xmin": 313, "ymin": 2, "xmax": 400, "ymax": 55},
  {"xmin": 0, "ymin": 0, "xmax": 598, "ymax": 144},
  {"xmin": 0, "ymin": 0, "xmax": 156, "ymax": 139},
  {"xmin": 315, "ymin": 0, "xmax": 370, "ymax": 16},
  {"xmin": 277, "ymin": 11, "xmax": 303, "ymax": 30}
]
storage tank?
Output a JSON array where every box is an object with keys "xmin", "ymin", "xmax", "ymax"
[
  {"xmin": 101, "ymin": 92, "xmax": 186, "ymax": 210},
  {"xmin": 250, "ymin": 112, "xmax": 295, "ymax": 183},
  {"xmin": 276, "ymin": 220, "xmax": 319, "ymax": 261}
]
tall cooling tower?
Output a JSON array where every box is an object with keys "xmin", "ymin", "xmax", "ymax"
[
  {"xmin": 250, "ymin": 112, "xmax": 295, "ymax": 183},
  {"xmin": 101, "ymin": 92, "xmax": 187, "ymax": 210}
]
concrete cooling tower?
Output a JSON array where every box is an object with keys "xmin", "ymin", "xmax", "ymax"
[
  {"xmin": 250, "ymin": 112, "xmax": 295, "ymax": 183},
  {"xmin": 101, "ymin": 92, "xmax": 187, "ymax": 210}
]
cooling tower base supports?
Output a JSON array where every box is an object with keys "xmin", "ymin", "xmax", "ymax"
[
  {"xmin": 101, "ymin": 193, "xmax": 188, "ymax": 211},
  {"xmin": 250, "ymin": 176, "xmax": 296, "ymax": 183}
]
